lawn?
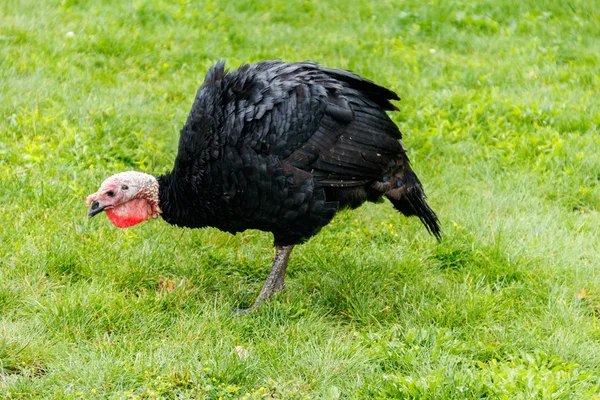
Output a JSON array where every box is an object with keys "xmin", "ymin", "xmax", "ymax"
[{"xmin": 1, "ymin": 0, "xmax": 600, "ymax": 398}]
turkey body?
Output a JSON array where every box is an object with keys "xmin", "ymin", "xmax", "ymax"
[{"xmin": 157, "ymin": 60, "xmax": 440, "ymax": 247}]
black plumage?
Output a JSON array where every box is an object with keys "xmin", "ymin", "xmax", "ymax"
[
  {"xmin": 158, "ymin": 60, "xmax": 439, "ymax": 237},
  {"xmin": 154, "ymin": 60, "xmax": 440, "ymax": 311}
]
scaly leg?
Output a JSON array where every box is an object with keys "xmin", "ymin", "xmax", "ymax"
[{"xmin": 235, "ymin": 245, "xmax": 295, "ymax": 315}]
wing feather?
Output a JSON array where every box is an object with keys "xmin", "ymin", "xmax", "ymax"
[{"xmin": 218, "ymin": 61, "xmax": 404, "ymax": 187}]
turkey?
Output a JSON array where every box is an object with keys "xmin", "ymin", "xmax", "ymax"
[{"xmin": 86, "ymin": 60, "xmax": 440, "ymax": 313}]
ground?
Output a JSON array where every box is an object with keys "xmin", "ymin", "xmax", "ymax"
[{"xmin": 1, "ymin": 0, "xmax": 600, "ymax": 398}]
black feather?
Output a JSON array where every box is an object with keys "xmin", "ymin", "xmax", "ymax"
[{"xmin": 157, "ymin": 60, "xmax": 440, "ymax": 245}]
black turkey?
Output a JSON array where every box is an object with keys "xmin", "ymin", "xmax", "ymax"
[{"xmin": 87, "ymin": 60, "xmax": 440, "ymax": 313}]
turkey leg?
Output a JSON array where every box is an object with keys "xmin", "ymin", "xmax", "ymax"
[{"xmin": 236, "ymin": 245, "xmax": 294, "ymax": 314}]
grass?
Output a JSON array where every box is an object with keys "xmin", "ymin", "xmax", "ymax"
[{"xmin": 1, "ymin": 0, "xmax": 600, "ymax": 397}]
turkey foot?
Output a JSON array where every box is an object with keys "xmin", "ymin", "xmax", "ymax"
[{"xmin": 235, "ymin": 245, "xmax": 295, "ymax": 315}]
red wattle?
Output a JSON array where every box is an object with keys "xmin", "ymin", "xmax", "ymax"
[{"xmin": 105, "ymin": 199, "xmax": 150, "ymax": 228}]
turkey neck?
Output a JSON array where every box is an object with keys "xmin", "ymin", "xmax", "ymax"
[
  {"xmin": 156, "ymin": 80, "xmax": 228, "ymax": 229},
  {"xmin": 156, "ymin": 169, "xmax": 223, "ymax": 229}
]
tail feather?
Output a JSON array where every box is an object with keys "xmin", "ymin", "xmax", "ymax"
[
  {"xmin": 373, "ymin": 164, "xmax": 441, "ymax": 240},
  {"xmin": 388, "ymin": 190, "xmax": 441, "ymax": 241}
]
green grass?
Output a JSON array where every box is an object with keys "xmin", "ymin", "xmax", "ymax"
[{"xmin": 1, "ymin": 0, "xmax": 600, "ymax": 398}]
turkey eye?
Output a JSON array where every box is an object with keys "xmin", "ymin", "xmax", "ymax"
[
  {"xmin": 121, "ymin": 184, "xmax": 129, "ymax": 190},
  {"xmin": 106, "ymin": 190, "xmax": 115, "ymax": 197}
]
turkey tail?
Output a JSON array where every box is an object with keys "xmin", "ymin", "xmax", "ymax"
[{"xmin": 374, "ymin": 164, "xmax": 441, "ymax": 240}]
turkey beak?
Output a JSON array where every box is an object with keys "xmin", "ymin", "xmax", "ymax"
[{"xmin": 88, "ymin": 201, "xmax": 107, "ymax": 218}]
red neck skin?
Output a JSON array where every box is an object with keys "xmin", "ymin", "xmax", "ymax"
[{"xmin": 105, "ymin": 198, "xmax": 152, "ymax": 228}]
